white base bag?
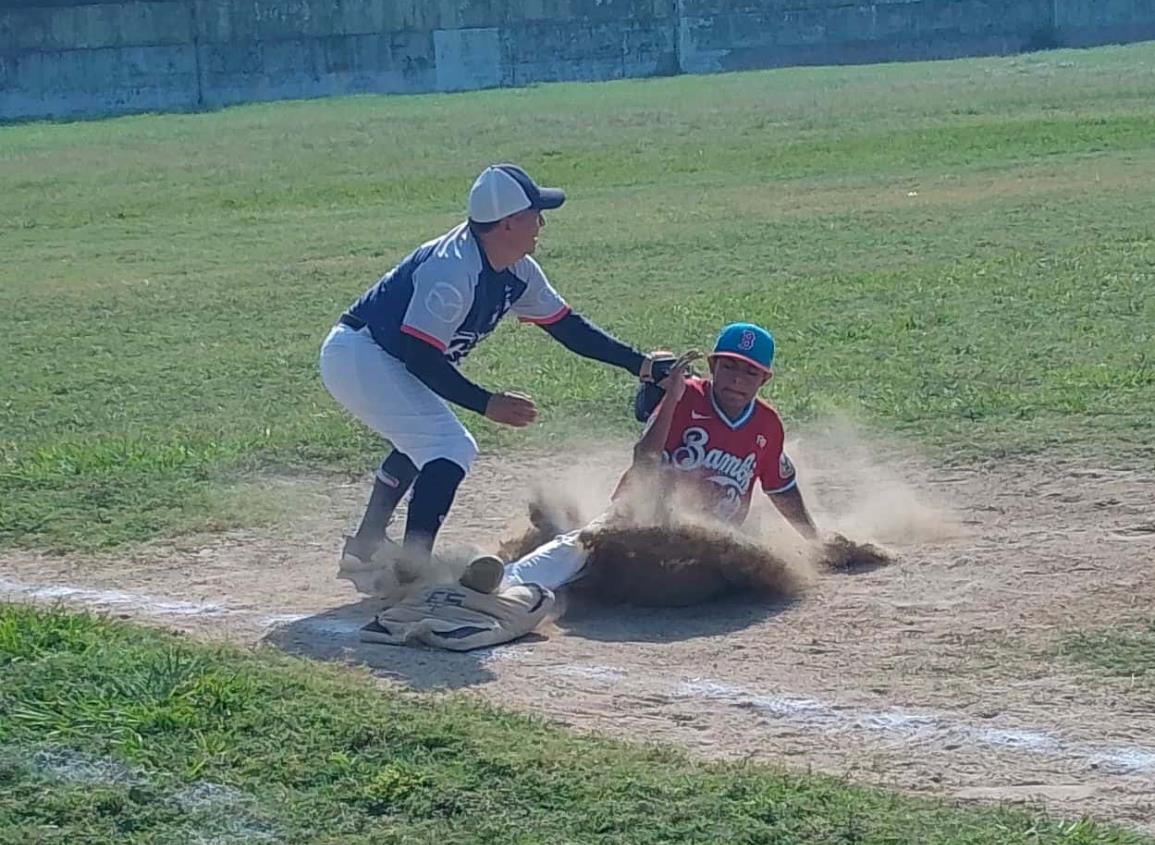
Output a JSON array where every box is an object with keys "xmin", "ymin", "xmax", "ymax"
[{"xmin": 360, "ymin": 582, "xmax": 555, "ymax": 651}]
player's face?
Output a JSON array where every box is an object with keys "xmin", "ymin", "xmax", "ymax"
[
  {"xmin": 709, "ymin": 356, "xmax": 771, "ymax": 414},
  {"xmin": 505, "ymin": 208, "xmax": 544, "ymax": 257}
]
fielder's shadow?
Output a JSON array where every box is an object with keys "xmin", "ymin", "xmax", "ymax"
[
  {"xmin": 262, "ymin": 598, "xmax": 512, "ymax": 691},
  {"xmin": 553, "ymin": 591, "xmax": 799, "ymax": 644}
]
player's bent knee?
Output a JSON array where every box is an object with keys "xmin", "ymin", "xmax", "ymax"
[
  {"xmin": 461, "ymin": 430, "xmax": 479, "ymax": 468},
  {"xmin": 439, "ymin": 431, "xmax": 479, "ymax": 473}
]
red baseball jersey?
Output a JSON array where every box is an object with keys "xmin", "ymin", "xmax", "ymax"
[{"xmin": 630, "ymin": 376, "xmax": 796, "ymax": 524}]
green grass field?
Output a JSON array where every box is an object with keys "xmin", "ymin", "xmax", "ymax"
[
  {"xmin": 1, "ymin": 604, "xmax": 1150, "ymax": 845},
  {"xmin": 3, "ymin": 44, "xmax": 1155, "ymax": 843},
  {"xmin": 1061, "ymin": 620, "xmax": 1155, "ymax": 684},
  {"xmin": 2, "ymin": 43, "xmax": 1153, "ymax": 551}
]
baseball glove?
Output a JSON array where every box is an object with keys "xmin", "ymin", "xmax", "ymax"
[
  {"xmin": 816, "ymin": 532, "xmax": 894, "ymax": 572},
  {"xmin": 634, "ymin": 351, "xmax": 702, "ymax": 422}
]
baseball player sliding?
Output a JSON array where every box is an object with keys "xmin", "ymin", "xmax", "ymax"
[
  {"xmin": 358, "ymin": 323, "xmax": 827, "ymax": 650},
  {"xmin": 490, "ymin": 322, "xmax": 819, "ymax": 593},
  {"xmin": 320, "ymin": 163, "xmax": 660, "ymax": 575}
]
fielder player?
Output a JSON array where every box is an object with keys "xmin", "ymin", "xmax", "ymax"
[
  {"xmin": 470, "ymin": 322, "xmax": 819, "ymax": 593},
  {"xmin": 320, "ymin": 163, "xmax": 659, "ymax": 572}
]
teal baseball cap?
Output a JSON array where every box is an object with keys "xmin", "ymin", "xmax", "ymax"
[{"xmin": 710, "ymin": 323, "xmax": 775, "ymax": 372}]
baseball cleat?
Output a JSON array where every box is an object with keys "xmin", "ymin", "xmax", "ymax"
[
  {"xmin": 458, "ymin": 554, "xmax": 505, "ymax": 594},
  {"xmin": 340, "ymin": 535, "xmax": 378, "ymax": 567}
]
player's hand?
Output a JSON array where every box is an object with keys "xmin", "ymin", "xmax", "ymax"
[
  {"xmin": 485, "ymin": 391, "xmax": 538, "ymax": 427},
  {"xmin": 659, "ymin": 350, "xmax": 702, "ymax": 404}
]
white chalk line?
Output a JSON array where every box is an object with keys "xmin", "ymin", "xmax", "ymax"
[
  {"xmin": 673, "ymin": 678, "xmax": 1155, "ymax": 775},
  {"xmin": 6, "ymin": 576, "xmax": 1155, "ymax": 777},
  {"xmin": 0, "ymin": 577, "xmax": 323, "ymax": 631},
  {"xmin": 0, "ymin": 577, "xmax": 226, "ymax": 617},
  {"xmin": 551, "ymin": 664, "xmax": 629, "ymax": 682},
  {"xmin": 476, "ymin": 654, "xmax": 1155, "ymax": 777}
]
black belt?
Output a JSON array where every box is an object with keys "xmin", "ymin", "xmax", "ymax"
[{"xmin": 338, "ymin": 313, "xmax": 367, "ymax": 330}]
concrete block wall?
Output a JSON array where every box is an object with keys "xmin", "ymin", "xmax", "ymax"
[
  {"xmin": 193, "ymin": 0, "xmax": 438, "ymax": 107},
  {"xmin": 0, "ymin": 0, "xmax": 199, "ymax": 117},
  {"xmin": 191, "ymin": 0, "xmax": 676, "ymax": 106},
  {"xmin": 2, "ymin": 0, "xmax": 1154, "ymax": 121},
  {"xmin": 0, "ymin": 0, "xmax": 676, "ymax": 118},
  {"xmin": 676, "ymin": 0, "xmax": 1155, "ymax": 73},
  {"xmin": 1055, "ymin": 0, "xmax": 1155, "ymax": 46}
]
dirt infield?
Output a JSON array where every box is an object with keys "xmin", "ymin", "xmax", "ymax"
[{"xmin": 3, "ymin": 435, "xmax": 1154, "ymax": 831}]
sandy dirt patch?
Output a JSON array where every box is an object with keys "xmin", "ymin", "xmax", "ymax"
[{"xmin": 3, "ymin": 434, "xmax": 1153, "ymax": 831}]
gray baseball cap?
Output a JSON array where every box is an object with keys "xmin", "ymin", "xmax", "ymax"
[{"xmin": 468, "ymin": 164, "xmax": 566, "ymax": 223}]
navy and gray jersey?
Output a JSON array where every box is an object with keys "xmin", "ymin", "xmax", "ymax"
[{"xmin": 347, "ymin": 222, "xmax": 570, "ymax": 364}]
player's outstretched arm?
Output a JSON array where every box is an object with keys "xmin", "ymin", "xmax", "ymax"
[
  {"xmin": 540, "ymin": 312, "xmax": 651, "ymax": 376},
  {"xmin": 768, "ymin": 486, "xmax": 820, "ymax": 541}
]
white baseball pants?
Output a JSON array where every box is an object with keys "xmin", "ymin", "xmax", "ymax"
[
  {"xmin": 502, "ymin": 514, "xmax": 609, "ymax": 591},
  {"xmin": 319, "ymin": 323, "xmax": 479, "ymax": 472}
]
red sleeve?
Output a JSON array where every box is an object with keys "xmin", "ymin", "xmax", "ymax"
[{"xmin": 758, "ymin": 411, "xmax": 797, "ymax": 494}]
